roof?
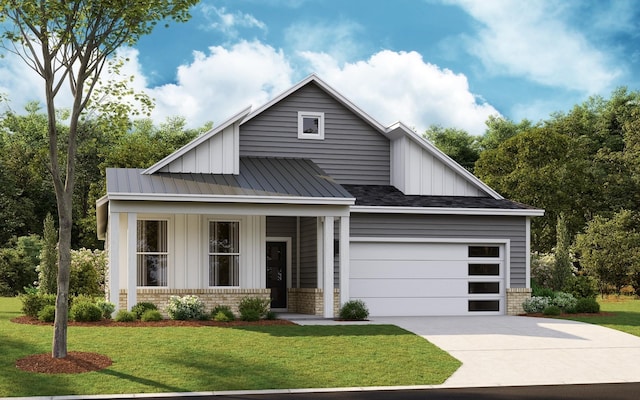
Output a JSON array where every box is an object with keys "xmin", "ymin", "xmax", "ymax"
[
  {"xmin": 344, "ymin": 185, "xmax": 544, "ymax": 216},
  {"xmin": 106, "ymin": 157, "xmax": 354, "ymax": 204}
]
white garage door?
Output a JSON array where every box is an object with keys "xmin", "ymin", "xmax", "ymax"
[{"xmin": 350, "ymin": 241, "xmax": 505, "ymax": 316}]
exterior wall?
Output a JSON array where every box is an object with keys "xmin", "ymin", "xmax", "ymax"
[
  {"xmin": 288, "ymin": 288, "xmax": 340, "ymax": 316},
  {"xmin": 350, "ymin": 213, "xmax": 528, "ymax": 287},
  {"xmin": 506, "ymin": 288, "xmax": 532, "ymax": 315},
  {"xmin": 266, "ymin": 216, "xmax": 298, "ymax": 287},
  {"xmin": 391, "ymin": 136, "xmax": 486, "ymax": 196},
  {"xmin": 299, "ymin": 217, "xmax": 317, "ymax": 288},
  {"xmin": 239, "ymin": 82, "xmax": 391, "ymax": 185},
  {"xmin": 119, "ymin": 288, "xmax": 271, "ymax": 318}
]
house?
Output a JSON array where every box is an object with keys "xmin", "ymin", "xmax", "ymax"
[{"xmin": 96, "ymin": 74, "xmax": 543, "ymax": 318}]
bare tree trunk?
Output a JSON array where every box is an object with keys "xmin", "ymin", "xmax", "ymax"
[{"xmin": 52, "ymin": 190, "xmax": 73, "ymax": 358}]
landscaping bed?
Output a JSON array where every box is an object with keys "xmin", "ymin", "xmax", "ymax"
[{"xmin": 11, "ymin": 315, "xmax": 295, "ymax": 327}]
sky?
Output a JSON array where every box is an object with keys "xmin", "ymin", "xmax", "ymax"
[{"xmin": 1, "ymin": 0, "xmax": 640, "ymax": 136}]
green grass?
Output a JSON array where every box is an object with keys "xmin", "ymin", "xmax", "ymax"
[
  {"xmin": 0, "ymin": 297, "xmax": 460, "ymax": 397},
  {"xmin": 563, "ymin": 297, "xmax": 640, "ymax": 337}
]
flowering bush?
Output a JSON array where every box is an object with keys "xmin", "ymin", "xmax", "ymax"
[
  {"xmin": 69, "ymin": 248, "xmax": 107, "ymax": 297},
  {"xmin": 551, "ymin": 292, "xmax": 577, "ymax": 312},
  {"xmin": 166, "ymin": 295, "xmax": 205, "ymax": 320},
  {"xmin": 522, "ymin": 296, "xmax": 551, "ymax": 313}
]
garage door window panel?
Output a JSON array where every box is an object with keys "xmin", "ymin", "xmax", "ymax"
[
  {"xmin": 468, "ymin": 300, "xmax": 500, "ymax": 312},
  {"xmin": 469, "ymin": 263, "xmax": 500, "ymax": 276},
  {"xmin": 468, "ymin": 282, "xmax": 500, "ymax": 294},
  {"xmin": 468, "ymin": 246, "xmax": 500, "ymax": 258}
]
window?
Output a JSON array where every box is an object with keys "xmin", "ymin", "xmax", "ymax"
[
  {"xmin": 468, "ymin": 300, "xmax": 500, "ymax": 312},
  {"xmin": 298, "ymin": 111, "xmax": 324, "ymax": 140},
  {"xmin": 468, "ymin": 282, "xmax": 500, "ymax": 294},
  {"xmin": 468, "ymin": 246, "xmax": 500, "ymax": 258},
  {"xmin": 209, "ymin": 221, "xmax": 240, "ymax": 286},
  {"xmin": 137, "ymin": 220, "xmax": 168, "ymax": 286},
  {"xmin": 469, "ymin": 264, "xmax": 500, "ymax": 276}
]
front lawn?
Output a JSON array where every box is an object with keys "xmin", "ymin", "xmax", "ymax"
[
  {"xmin": 563, "ymin": 297, "xmax": 640, "ymax": 337},
  {"xmin": 0, "ymin": 297, "xmax": 460, "ymax": 397}
]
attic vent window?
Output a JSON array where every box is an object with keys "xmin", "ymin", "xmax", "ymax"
[{"xmin": 298, "ymin": 111, "xmax": 324, "ymax": 140}]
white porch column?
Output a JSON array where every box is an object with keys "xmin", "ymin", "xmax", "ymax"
[
  {"xmin": 127, "ymin": 213, "xmax": 137, "ymax": 310},
  {"xmin": 339, "ymin": 216, "xmax": 350, "ymax": 306},
  {"xmin": 323, "ymin": 216, "xmax": 334, "ymax": 318},
  {"xmin": 108, "ymin": 211, "xmax": 120, "ymax": 310},
  {"xmin": 316, "ymin": 217, "xmax": 324, "ymax": 288}
]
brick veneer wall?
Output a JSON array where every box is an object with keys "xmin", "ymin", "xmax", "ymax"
[
  {"xmin": 119, "ymin": 288, "xmax": 271, "ymax": 318},
  {"xmin": 288, "ymin": 288, "xmax": 340, "ymax": 316},
  {"xmin": 506, "ymin": 288, "xmax": 532, "ymax": 315}
]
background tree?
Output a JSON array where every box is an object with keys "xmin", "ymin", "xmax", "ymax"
[
  {"xmin": 424, "ymin": 125, "xmax": 480, "ymax": 171},
  {"xmin": 37, "ymin": 213, "xmax": 58, "ymax": 295},
  {"xmin": 552, "ymin": 213, "xmax": 572, "ymax": 291},
  {"xmin": 575, "ymin": 210, "xmax": 640, "ymax": 296},
  {"xmin": 0, "ymin": 0, "xmax": 199, "ymax": 358}
]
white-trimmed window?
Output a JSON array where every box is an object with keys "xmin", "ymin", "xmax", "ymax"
[
  {"xmin": 137, "ymin": 220, "xmax": 168, "ymax": 287},
  {"xmin": 209, "ymin": 221, "xmax": 240, "ymax": 286},
  {"xmin": 297, "ymin": 111, "xmax": 324, "ymax": 140}
]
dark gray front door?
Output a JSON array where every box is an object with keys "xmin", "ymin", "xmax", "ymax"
[{"xmin": 266, "ymin": 241, "xmax": 287, "ymax": 309}]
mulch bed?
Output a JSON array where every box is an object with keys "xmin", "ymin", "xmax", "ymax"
[
  {"xmin": 12, "ymin": 316, "xmax": 295, "ymax": 375},
  {"xmin": 520, "ymin": 312, "xmax": 615, "ymax": 318}
]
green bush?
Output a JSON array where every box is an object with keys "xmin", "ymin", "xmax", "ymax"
[
  {"xmin": 543, "ymin": 305, "xmax": 562, "ymax": 316},
  {"xmin": 132, "ymin": 302, "xmax": 158, "ymax": 319},
  {"xmin": 575, "ymin": 297, "xmax": 600, "ymax": 313},
  {"xmin": 140, "ymin": 309, "xmax": 163, "ymax": 322},
  {"xmin": 566, "ymin": 275, "xmax": 598, "ymax": 299},
  {"xmin": 0, "ymin": 235, "xmax": 42, "ymax": 296},
  {"xmin": 522, "ymin": 296, "xmax": 550, "ymax": 313},
  {"xmin": 265, "ymin": 310, "xmax": 278, "ymax": 320},
  {"xmin": 339, "ymin": 299, "xmax": 369, "ymax": 320},
  {"xmin": 96, "ymin": 300, "xmax": 115, "ymax": 319},
  {"xmin": 166, "ymin": 295, "xmax": 205, "ymax": 320},
  {"xmin": 532, "ymin": 285, "xmax": 555, "ymax": 298},
  {"xmin": 70, "ymin": 301, "xmax": 103, "ymax": 322},
  {"xmin": 551, "ymin": 292, "xmax": 577, "ymax": 312},
  {"xmin": 211, "ymin": 305, "xmax": 235, "ymax": 321},
  {"xmin": 238, "ymin": 297, "xmax": 270, "ymax": 321},
  {"xmin": 20, "ymin": 293, "xmax": 56, "ymax": 318},
  {"xmin": 37, "ymin": 304, "xmax": 56, "ymax": 322},
  {"xmin": 115, "ymin": 310, "xmax": 136, "ymax": 322}
]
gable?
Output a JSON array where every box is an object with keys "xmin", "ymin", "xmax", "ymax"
[{"xmin": 239, "ymin": 82, "xmax": 391, "ymax": 185}]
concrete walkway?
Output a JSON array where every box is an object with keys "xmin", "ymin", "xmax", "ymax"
[{"xmin": 292, "ymin": 315, "xmax": 640, "ymax": 387}]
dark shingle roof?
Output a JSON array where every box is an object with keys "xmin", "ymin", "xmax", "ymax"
[{"xmin": 343, "ymin": 185, "xmax": 536, "ymax": 210}]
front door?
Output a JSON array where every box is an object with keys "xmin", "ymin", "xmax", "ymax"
[{"xmin": 266, "ymin": 241, "xmax": 287, "ymax": 309}]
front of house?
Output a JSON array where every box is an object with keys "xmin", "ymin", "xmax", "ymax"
[{"xmin": 96, "ymin": 75, "xmax": 543, "ymax": 318}]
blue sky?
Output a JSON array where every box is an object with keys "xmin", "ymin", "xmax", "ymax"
[{"xmin": 2, "ymin": 0, "xmax": 640, "ymax": 135}]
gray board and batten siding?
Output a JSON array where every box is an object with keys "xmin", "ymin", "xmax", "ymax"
[
  {"xmin": 350, "ymin": 213, "xmax": 528, "ymax": 288},
  {"xmin": 240, "ymin": 82, "xmax": 391, "ymax": 185}
]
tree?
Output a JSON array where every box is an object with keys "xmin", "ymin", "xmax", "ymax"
[
  {"xmin": 478, "ymin": 115, "xmax": 533, "ymax": 151},
  {"xmin": 0, "ymin": 0, "xmax": 198, "ymax": 358},
  {"xmin": 37, "ymin": 213, "xmax": 58, "ymax": 294},
  {"xmin": 424, "ymin": 125, "xmax": 480, "ymax": 171},
  {"xmin": 552, "ymin": 213, "xmax": 572, "ymax": 291},
  {"xmin": 575, "ymin": 210, "xmax": 640, "ymax": 296}
]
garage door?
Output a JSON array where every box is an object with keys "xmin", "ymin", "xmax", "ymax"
[{"xmin": 350, "ymin": 241, "xmax": 505, "ymax": 316}]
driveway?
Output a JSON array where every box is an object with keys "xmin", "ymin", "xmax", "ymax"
[{"xmin": 373, "ymin": 315, "xmax": 640, "ymax": 387}]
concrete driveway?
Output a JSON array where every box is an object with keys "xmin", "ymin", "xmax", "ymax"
[{"xmin": 373, "ymin": 315, "xmax": 640, "ymax": 387}]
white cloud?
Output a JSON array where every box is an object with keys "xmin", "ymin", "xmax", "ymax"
[
  {"xmin": 448, "ymin": 0, "xmax": 622, "ymax": 93},
  {"xmin": 199, "ymin": 5, "xmax": 267, "ymax": 38},
  {"xmin": 285, "ymin": 19, "xmax": 364, "ymax": 65},
  {"xmin": 300, "ymin": 49, "xmax": 500, "ymax": 135},
  {"xmin": 145, "ymin": 41, "xmax": 294, "ymax": 127}
]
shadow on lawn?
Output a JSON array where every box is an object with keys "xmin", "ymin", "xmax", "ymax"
[
  {"xmin": 570, "ymin": 311, "xmax": 640, "ymax": 326},
  {"xmin": 231, "ymin": 324, "xmax": 415, "ymax": 337},
  {"xmin": 96, "ymin": 369, "xmax": 188, "ymax": 393}
]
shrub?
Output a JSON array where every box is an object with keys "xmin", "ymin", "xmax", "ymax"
[
  {"xmin": 238, "ymin": 297, "xmax": 270, "ymax": 321},
  {"xmin": 140, "ymin": 309, "xmax": 163, "ymax": 322},
  {"xmin": 339, "ymin": 299, "xmax": 369, "ymax": 320},
  {"xmin": 38, "ymin": 305, "xmax": 56, "ymax": 322},
  {"xmin": 265, "ymin": 310, "xmax": 278, "ymax": 320},
  {"xmin": 211, "ymin": 305, "xmax": 235, "ymax": 322},
  {"xmin": 575, "ymin": 297, "xmax": 600, "ymax": 313},
  {"xmin": 0, "ymin": 235, "xmax": 42, "ymax": 296},
  {"xmin": 551, "ymin": 292, "xmax": 577, "ymax": 312},
  {"xmin": 115, "ymin": 310, "xmax": 136, "ymax": 322},
  {"xmin": 20, "ymin": 293, "xmax": 56, "ymax": 318},
  {"xmin": 566, "ymin": 275, "xmax": 598, "ymax": 299},
  {"xmin": 522, "ymin": 296, "xmax": 551, "ymax": 313},
  {"xmin": 213, "ymin": 310, "xmax": 233, "ymax": 322},
  {"xmin": 532, "ymin": 285, "xmax": 555, "ymax": 299},
  {"xmin": 132, "ymin": 302, "xmax": 158, "ymax": 319},
  {"xmin": 96, "ymin": 300, "xmax": 115, "ymax": 319},
  {"xmin": 166, "ymin": 295, "xmax": 205, "ymax": 320},
  {"xmin": 69, "ymin": 248, "xmax": 106, "ymax": 297},
  {"xmin": 70, "ymin": 301, "xmax": 102, "ymax": 322},
  {"xmin": 543, "ymin": 305, "xmax": 562, "ymax": 316}
]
